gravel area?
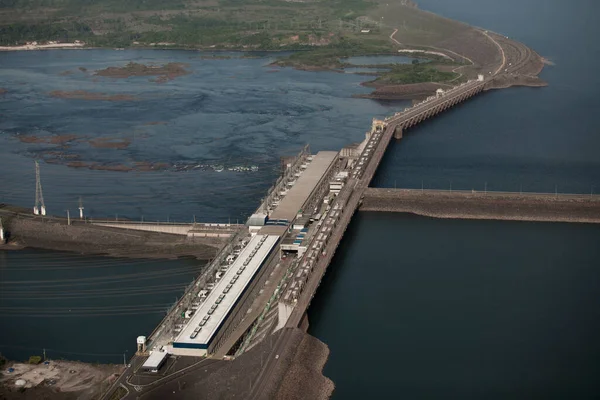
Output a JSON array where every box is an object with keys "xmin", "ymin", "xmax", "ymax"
[
  {"xmin": 0, "ymin": 360, "xmax": 122, "ymax": 400},
  {"xmin": 273, "ymin": 333, "xmax": 334, "ymax": 400}
]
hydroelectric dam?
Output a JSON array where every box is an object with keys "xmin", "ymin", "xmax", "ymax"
[{"xmin": 2, "ymin": 36, "xmax": 597, "ymax": 399}]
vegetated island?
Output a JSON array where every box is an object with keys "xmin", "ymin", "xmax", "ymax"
[
  {"xmin": 0, "ymin": 0, "xmax": 545, "ymax": 99},
  {"xmin": 94, "ymin": 62, "xmax": 190, "ymax": 82}
]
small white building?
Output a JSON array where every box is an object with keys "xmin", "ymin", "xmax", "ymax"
[{"xmin": 141, "ymin": 351, "xmax": 168, "ymax": 372}]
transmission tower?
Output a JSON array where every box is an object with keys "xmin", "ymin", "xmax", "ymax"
[
  {"xmin": 33, "ymin": 161, "xmax": 46, "ymax": 216},
  {"xmin": 78, "ymin": 196, "xmax": 84, "ymax": 219}
]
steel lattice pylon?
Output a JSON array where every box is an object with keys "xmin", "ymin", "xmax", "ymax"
[{"xmin": 34, "ymin": 161, "xmax": 46, "ymax": 215}]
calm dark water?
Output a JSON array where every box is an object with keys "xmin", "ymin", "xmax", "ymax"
[
  {"xmin": 0, "ymin": 249, "xmax": 200, "ymax": 362},
  {"xmin": 371, "ymin": 0, "xmax": 600, "ymax": 194},
  {"xmin": 308, "ymin": 0, "xmax": 600, "ymax": 398},
  {"xmin": 309, "ymin": 213, "xmax": 600, "ymax": 399}
]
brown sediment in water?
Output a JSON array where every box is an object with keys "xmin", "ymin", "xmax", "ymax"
[
  {"xmin": 0, "ymin": 88, "xmax": 7, "ymax": 95},
  {"xmin": 89, "ymin": 164, "xmax": 133, "ymax": 172},
  {"xmin": 63, "ymin": 160, "xmax": 170, "ymax": 173},
  {"xmin": 64, "ymin": 161, "xmax": 133, "ymax": 171},
  {"xmin": 17, "ymin": 134, "xmax": 79, "ymax": 145},
  {"xmin": 95, "ymin": 62, "xmax": 190, "ymax": 82},
  {"xmin": 49, "ymin": 90, "xmax": 137, "ymax": 101},
  {"xmin": 88, "ymin": 137, "xmax": 131, "ymax": 149}
]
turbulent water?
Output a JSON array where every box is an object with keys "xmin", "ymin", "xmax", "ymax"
[
  {"xmin": 308, "ymin": 0, "xmax": 600, "ymax": 398},
  {"xmin": 0, "ymin": 50, "xmax": 404, "ymax": 222}
]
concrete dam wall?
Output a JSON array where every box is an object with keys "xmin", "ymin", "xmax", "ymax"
[{"xmin": 360, "ymin": 188, "xmax": 600, "ymax": 224}]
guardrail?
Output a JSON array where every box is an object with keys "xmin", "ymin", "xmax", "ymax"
[{"xmin": 367, "ymin": 187, "xmax": 600, "ymax": 200}]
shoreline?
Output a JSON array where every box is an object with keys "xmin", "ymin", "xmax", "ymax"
[{"xmin": 0, "ymin": 30, "xmax": 547, "ymax": 101}]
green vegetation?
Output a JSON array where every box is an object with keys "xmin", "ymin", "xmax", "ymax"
[
  {"xmin": 0, "ymin": 0, "xmax": 468, "ymax": 85},
  {"xmin": 274, "ymin": 37, "xmax": 395, "ymax": 69},
  {"xmin": 28, "ymin": 355, "xmax": 42, "ymax": 364},
  {"xmin": 108, "ymin": 386, "xmax": 128, "ymax": 400},
  {"xmin": 377, "ymin": 63, "xmax": 458, "ymax": 84},
  {"xmin": 0, "ymin": 22, "xmax": 92, "ymax": 45},
  {"xmin": 0, "ymin": 0, "xmax": 383, "ymax": 47}
]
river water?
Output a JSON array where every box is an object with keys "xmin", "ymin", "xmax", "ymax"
[
  {"xmin": 308, "ymin": 0, "xmax": 600, "ymax": 398},
  {"xmin": 1, "ymin": 0, "xmax": 599, "ymax": 396},
  {"xmin": 0, "ymin": 50, "xmax": 407, "ymax": 362}
]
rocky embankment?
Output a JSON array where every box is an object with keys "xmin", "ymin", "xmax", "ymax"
[
  {"xmin": 356, "ymin": 81, "xmax": 450, "ymax": 100},
  {"xmin": 167, "ymin": 328, "xmax": 333, "ymax": 399},
  {"xmin": 485, "ymin": 74, "xmax": 547, "ymax": 90},
  {"xmin": 360, "ymin": 189, "xmax": 600, "ymax": 224},
  {"xmin": 271, "ymin": 330, "xmax": 334, "ymax": 399},
  {"xmin": 1, "ymin": 209, "xmax": 223, "ymax": 259}
]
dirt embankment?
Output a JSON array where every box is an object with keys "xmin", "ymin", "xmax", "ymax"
[
  {"xmin": 356, "ymin": 81, "xmax": 449, "ymax": 100},
  {"xmin": 1, "ymin": 212, "xmax": 223, "ymax": 259},
  {"xmin": 139, "ymin": 328, "xmax": 328, "ymax": 399},
  {"xmin": 95, "ymin": 62, "xmax": 190, "ymax": 82},
  {"xmin": 485, "ymin": 74, "xmax": 547, "ymax": 90},
  {"xmin": 49, "ymin": 90, "xmax": 137, "ymax": 101},
  {"xmin": 272, "ymin": 331, "xmax": 334, "ymax": 400},
  {"xmin": 154, "ymin": 328, "xmax": 333, "ymax": 399},
  {"xmin": 360, "ymin": 189, "xmax": 600, "ymax": 224},
  {"xmin": 0, "ymin": 360, "xmax": 122, "ymax": 400}
]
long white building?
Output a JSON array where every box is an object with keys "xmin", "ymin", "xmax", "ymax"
[{"xmin": 171, "ymin": 234, "xmax": 279, "ymax": 355}]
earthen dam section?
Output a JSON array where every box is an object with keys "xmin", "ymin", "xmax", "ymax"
[
  {"xmin": 0, "ymin": 204, "xmax": 230, "ymax": 259},
  {"xmin": 360, "ymin": 188, "xmax": 600, "ymax": 224}
]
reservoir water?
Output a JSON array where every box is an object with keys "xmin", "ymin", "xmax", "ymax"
[{"xmin": 308, "ymin": 0, "xmax": 600, "ymax": 398}]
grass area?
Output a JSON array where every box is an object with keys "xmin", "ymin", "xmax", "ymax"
[
  {"xmin": 273, "ymin": 36, "xmax": 395, "ymax": 69},
  {"xmin": 0, "ymin": 0, "xmax": 385, "ymax": 47},
  {"xmin": 367, "ymin": 0, "xmax": 468, "ymax": 47},
  {"xmin": 107, "ymin": 385, "xmax": 127, "ymax": 400},
  {"xmin": 376, "ymin": 62, "xmax": 458, "ymax": 84},
  {"xmin": 0, "ymin": 0, "xmax": 473, "ymax": 86}
]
